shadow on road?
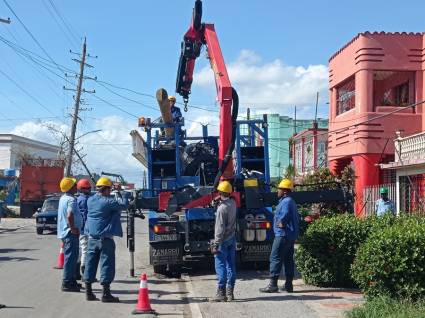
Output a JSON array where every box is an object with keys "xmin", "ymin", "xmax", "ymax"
[
  {"xmin": 0, "ymin": 256, "xmax": 37, "ymax": 262},
  {"xmin": 0, "ymin": 248, "xmax": 36, "ymax": 253}
]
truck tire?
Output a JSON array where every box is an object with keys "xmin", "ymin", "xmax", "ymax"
[
  {"xmin": 36, "ymin": 228, "xmax": 43, "ymax": 235},
  {"xmin": 153, "ymin": 265, "xmax": 167, "ymax": 275}
]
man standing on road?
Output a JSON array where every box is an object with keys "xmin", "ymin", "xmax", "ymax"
[
  {"xmin": 260, "ymin": 178, "xmax": 300, "ymax": 293},
  {"xmin": 76, "ymin": 178, "xmax": 92, "ymax": 277},
  {"xmin": 57, "ymin": 177, "xmax": 83, "ymax": 292},
  {"xmin": 375, "ymin": 187, "xmax": 395, "ymax": 216},
  {"xmin": 210, "ymin": 180, "xmax": 237, "ymax": 302},
  {"xmin": 83, "ymin": 177, "xmax": 128, "ymax": 302}
]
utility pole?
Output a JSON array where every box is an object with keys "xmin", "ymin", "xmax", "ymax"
[
  {"xmin": 314, "ymin": 91, "xmax": 319, "ymax": 126},
  {"xmin": 64, "ymin": 38, "xmax": 95, "ymax": 175},
  {"xmin": 294, "ymin": 106, "xmax": 297, "ymax": 134}
]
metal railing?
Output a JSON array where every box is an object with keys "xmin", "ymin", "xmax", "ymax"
[{"xmin": 395, "ymin": 131, "xmax": 425, "ymax": 163}]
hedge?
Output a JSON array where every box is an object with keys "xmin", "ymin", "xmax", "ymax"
[
  {"xmin": 295, "ymin": 214, "xmax": 397, "ymax": 287},
  {"xmin": 351, "ymin": 217, "xmax": 425, "ymax": 300}
]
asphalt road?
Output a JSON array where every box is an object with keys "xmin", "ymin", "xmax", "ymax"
[{"xmin": 0, "ymin": 218, "xmax": 363, "ymax": 318}]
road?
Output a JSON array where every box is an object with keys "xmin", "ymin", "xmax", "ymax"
[{"xmin": 0, "ymin": 218, "xmax": 363, "ymax": 318}]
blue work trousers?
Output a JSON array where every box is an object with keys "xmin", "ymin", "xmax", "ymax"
[
  {"xmin": 214, "ymin": 236, "xmax": 236, "ymax": 289},
  {"xmin": 62, "ymin": 232, "xmax": 80, "ymax": 284},
  {"xmin": 83, "ymin": 237, "xmax": 116, "ymax": 285},
  {"xmin": 269, "ymin": 236, "xmax": 295, "ymax": 280}
]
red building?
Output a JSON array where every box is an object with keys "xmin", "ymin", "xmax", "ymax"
[{"xmin": 328, "ymin": 32, "xmax": 425, "ymax": 216}]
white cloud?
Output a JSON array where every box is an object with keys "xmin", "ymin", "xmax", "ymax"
[
  {"xmin": 10, "ymin": 116, "xmax": 144, "ymax": 186},
  {"xmin": 193, "ymin": 49, "xmax": 329, "ymax": 117}
]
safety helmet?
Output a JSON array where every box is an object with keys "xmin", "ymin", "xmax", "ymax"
[
  {"xmin": 278, "ymin": 178, "xmax": 294, "ymax": 190},
  {"xmin": 96, "ymin": 177, "xmax": 113, "ymax": 188},
  {"xmin": 380, "ymin": 187, "xmax": 389, "ymax": 194},
  {"xmin": 168, "ymin": 96, "xmax": 176, "ymax": 102},
  {"xmin": 77, "ymin": 178, "xmax": 91, "ymax": 190},
  {"xmin": 60, "ymin": 177, "xmax": 77, "ymax": 193},
  {"xmin": 217, "ymin": 181, "xmax": 232, "ymax": 194}
]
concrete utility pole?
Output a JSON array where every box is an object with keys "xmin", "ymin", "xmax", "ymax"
[{"xmin": 64, "ymin": 38, "xmax": 91, "ymax": 176}]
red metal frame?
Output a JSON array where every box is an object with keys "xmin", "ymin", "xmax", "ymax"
[{"xmin": 178, "ymin": 2, "xmax": 234, "ymax": 178}]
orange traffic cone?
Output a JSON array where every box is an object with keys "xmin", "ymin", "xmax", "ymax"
[
  {"xmin": 132, "ymin": 273, "xmax": 156, "ymax": 315},
  {"xmin": 54, "ymin": 243, "xmax": 64, "ymax": 269}
]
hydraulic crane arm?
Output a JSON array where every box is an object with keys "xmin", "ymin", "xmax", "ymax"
[{"xmin": 176, "ymin": 0, "xmax": 238, "ymax": 182}]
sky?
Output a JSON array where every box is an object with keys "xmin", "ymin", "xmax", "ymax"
[{"xmin": 0, "ymin": 0, "xmax": 424, "ymax": 185}]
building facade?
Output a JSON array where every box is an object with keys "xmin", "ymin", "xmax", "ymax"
[
  {"xmin": 267, "ymin": 114, "xmax": 328, "ymax": 180},
  {"xmin": 328, "ymin": 32, "xmax": 425, "ymax": 216},
  {"xmin": 291, "ymin": 125, "xmax": 328, "ymax": 175},
  {"xmin": 0, "ymin": 134, "xmax": 60, "ymax": 171}
]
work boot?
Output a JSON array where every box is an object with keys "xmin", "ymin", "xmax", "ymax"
[
  {"xmin": 209, "ymin": 288, "xmax": 227, "ymax": 302},
  {"xmin": 283, "ymin": 280, "xmax": 294, "ymax": 293},
  {"xmin": 101, "ymin": 284, "xmax": 120, "ymax": 303},
  {"xmin": 61, "ymin": 282, "xmax": 81, "ymax": 292},
  {"xmin": 259, "ymin": 278, "xmax": 279, "ymax": 293},
  {"xmin": 85, "ymin": 283, "xmax": 97, "ymax": 301},
  {"xmin": 75, "ymin": 262, "xmax": 82, "ymax": 280},
  {"xmin": 226, "ymin": 286, "xmax": 234, "ymax": 301}
]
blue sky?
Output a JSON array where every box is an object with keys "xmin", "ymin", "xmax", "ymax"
[{"xmin": 0, "ymin": 0, "xmax": 424, "ymax": 183}]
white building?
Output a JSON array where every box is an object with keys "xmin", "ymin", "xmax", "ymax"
[{"xmin": 0, "ymin": 134, "xmax": 61, "ymax": 171}]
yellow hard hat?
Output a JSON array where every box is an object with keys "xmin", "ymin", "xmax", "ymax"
[
  {"xmin": 278, "ymin": 178, "xmax": 294, "ymax": 190},
  {"xmin": 168, "ymin": 96, "xmax": 176, "ymax": 102},
  {"xmin": 96, "ymin": 177, "xmax": 113, "ymax": 188},
  {"xmin": 60, "ymin": 177, "xmax": 77, "ymax": 192},
  {"xmin": 217, "ymin": 181, "xmax": 232, "ymax": 194}
]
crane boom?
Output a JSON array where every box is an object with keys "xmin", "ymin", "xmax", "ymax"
[{"xmin": 175, "ymin": 0, "xmax": 237, "ymax": 181}]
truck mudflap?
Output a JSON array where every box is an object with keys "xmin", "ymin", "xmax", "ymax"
[
  {"xmin": 240, "ymin": 241, "xmax": 273, "ymax": 262},
  {"xmin": 149, "ymin": 241, "xmax": 183, "ymax": 266}
]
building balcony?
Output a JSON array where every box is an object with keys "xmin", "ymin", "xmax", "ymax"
[{"xmin": 382, "ymin": 131, "xmax": 425, "ymax": 169}]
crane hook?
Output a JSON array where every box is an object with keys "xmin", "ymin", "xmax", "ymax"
[{"xmin": 183, "ymin": 98, "xmax": 189, "ymax": 112}]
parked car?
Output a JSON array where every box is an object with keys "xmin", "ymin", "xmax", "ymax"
[{"xmin": 35, "ymin": 195, "xmax": 60, "ymax": 235}]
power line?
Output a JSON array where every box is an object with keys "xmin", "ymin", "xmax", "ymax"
[
  {"xmin": 3, "ymin": 0, "xmax": 64, "ymax": 75},
  {"xmin": 0, "ymin": 68, "xmax": 59, "ymax": 116},
  {"xmin": 47, "ymin": 0, "xmax": 81, "ymax": 45}
]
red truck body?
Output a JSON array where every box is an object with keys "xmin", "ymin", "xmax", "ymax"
[{"xmin": 20, "ymin": 159, "xmax": 64, "ymax": 218}]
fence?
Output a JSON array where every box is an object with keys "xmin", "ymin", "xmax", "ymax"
[
  {"xmin": 362, "ymin": 183, "xmax": 396, "ymax": 217},
  {"xmin": 399, "ymin": 174, "xmax": 425, "ymax": 215}
]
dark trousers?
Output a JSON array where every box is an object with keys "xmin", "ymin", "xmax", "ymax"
[
  {"xmin": 83, "ymin": 237, "xmax": 116, "ymax": 285},
  {"xmin": 269, "ymin": 236, "xmax": 295, "ymax": 281},
  {"xmin": 62, "ymin": 232, "xmax": 80, "ymax": 284}
]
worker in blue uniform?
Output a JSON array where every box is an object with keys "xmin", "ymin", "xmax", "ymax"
[
  {"xmin": 168, "ymin": 96, "xmax": 182, "ymax": 122},
  {"xmin": 57, "ymin": 177, "xmax": 83, "ymax": 292},
  {"xmin": 375, "ymin": 187, "xmax": 395, "ymax": 216},
  {"xmin": 83, "ymin": 177, "xmax": 128, "ymax": 302},
  {"xmin": 260, "ymin": 178, "xmax": 300, "ymax": 293},
  {"xmin": 210, "ymin": 181, "xmax": 237, "ymax": 302}
]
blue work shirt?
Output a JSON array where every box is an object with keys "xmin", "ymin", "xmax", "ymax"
[
  {"xmin": 171, "ymin": 106, "xmax": 182, "ymax": 122},
  {"xmin": 77, "ymin": 193, "xmax": 91, "ymax": 233},
  {"xmin": 57, "ymin": 193, "xmax": 83, "ymax": 239},
  {"xmin": 85, "ymin": 193, "xmax": 128, "ymax": 238},
  {"xmin": 375, "ymin": 198, "xmax": 395, "ymax": 216},
  {"xmin": 273, "ymin": 196, "xmax": 300, "ymax": 240}
]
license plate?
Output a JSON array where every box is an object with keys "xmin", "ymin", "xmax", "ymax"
[
  {"xmin": 241, "ymin": 243, "xmax": 272, "ymax": 262},
  {"xmin": 152, "ymin": 233, "xmax": 179, "ymax": 241}
]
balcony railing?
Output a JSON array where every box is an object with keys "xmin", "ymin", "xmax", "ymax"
[{"xmin": 395, "ymin": 131, "xmax": 425, "ymax": 163}]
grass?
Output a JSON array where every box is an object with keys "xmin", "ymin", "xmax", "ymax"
[{"xmin": 346, "ymin": 296, "xmax": 425, "ymax": 318}]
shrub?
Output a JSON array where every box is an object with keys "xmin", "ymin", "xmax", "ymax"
[
  {"xmin": 345, "ymin": 296, "xmax": 425, "ymax": 318},
  {"xmin": 351, "ymin": 217, "xmax": 425, "ymax": 300},
  {"xmin": 296, "ymin": 215, "xmax": 372, "ymax": 287}
]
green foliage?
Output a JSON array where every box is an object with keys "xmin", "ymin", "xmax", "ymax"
[
  {"xmin": 296, "ymin": 214, "xmax": 398, "ymax": 287},
  {"xmin": 346, "ymin": 296, "xmax": 425, "ymax": 318},
  {"xmin": 296, "ymin": 215, "xmax": 371, "ymax": 287},
  {"xmin": 351, "ymin": 217, "xmax": 425, "ymax": 300}
]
